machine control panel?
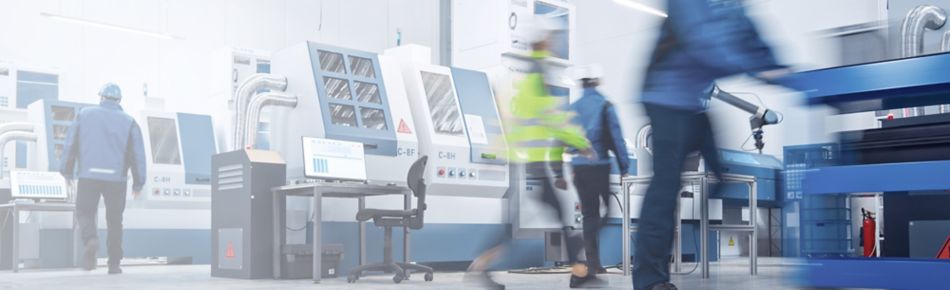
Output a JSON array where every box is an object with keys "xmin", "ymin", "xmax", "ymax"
[{"xmin": 11, "ymin": 170, "xmax": 69, "ymax": 200}]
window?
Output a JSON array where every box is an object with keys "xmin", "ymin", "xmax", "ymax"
[
  {"xmin": 420, "ymin": 71, "xmax": 464, "ymax": 136},
  {"xmin": 318, "ymin": 50, "xmax": 346, "ymax": 74},
  {"xmin": 324, "ymin": 77, "xmax": 352, "ymax": 100},
  {"xmin": 315, "ymin": 48, "xmax": 390, "ymax": 131},
  {"xmin": 354, "ymin": 82, "xmax": 381, "ymax": 104},
  {"xmin": 349, "ymin": 56, "xmax": 376, "ymax": 79},
  {"xmin": 329, "ymin": 103, "xmax": 358, "ymax": 127},
  {"xmin": 359, "ymin": 107, "xmax": 387, "ymax": 130},
  {"xmin": 147, "ymin": 117, "xmax": 182, "ymax": 165}
]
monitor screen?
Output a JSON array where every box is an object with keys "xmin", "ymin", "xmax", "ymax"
[
  {"xmin": 147, "ymin": 117, "xmax": 182, "ymax": 165},
  {"xmin": 420, "ymin": 71, "xmax": 464, "ymax": 136},
  {"xmin": 302, "ymin": 137, "xmax": 367, "ymax": 181},
  {"xmin": 535, "ymin": 1, "xmax": 570, "ymax": 60}
]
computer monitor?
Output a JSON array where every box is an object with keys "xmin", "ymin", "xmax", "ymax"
[{"xmin": 301, "ymin": 137, "xmax": 367, "ymax": 181}]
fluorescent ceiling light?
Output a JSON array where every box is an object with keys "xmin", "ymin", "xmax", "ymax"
[
  {"xmin": 40, "ymin": 12, "xmax": 182, "ymax": 40},
  {"xmin": 613, "ymin": 0, "xmax": 668, "ymax": 18}
]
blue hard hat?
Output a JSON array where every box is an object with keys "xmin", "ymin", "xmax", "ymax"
[{"xmin": 99, "ymin": 82, "xmax": 122, "ymax": 100}]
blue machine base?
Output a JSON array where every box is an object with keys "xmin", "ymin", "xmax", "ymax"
[{"xmin": 798, "ymin": 258, "xmax": 950, "ymax": 290}]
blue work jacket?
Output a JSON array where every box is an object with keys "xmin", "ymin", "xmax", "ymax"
[
  {"xmin": 640, "ymin": 0, "xmax": 784, "ymax": 111},
  {"xmin": 60, "ymin": 99, "xmax": 147, "ymax": 191},
  {"xmin": 570, "ymin": 88, "xmax": 631, "ymax": 176}
]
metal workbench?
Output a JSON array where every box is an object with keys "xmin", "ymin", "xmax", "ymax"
[{"xmin": 621, "ymin": 172, "xmax": 757, "ymax": 278}]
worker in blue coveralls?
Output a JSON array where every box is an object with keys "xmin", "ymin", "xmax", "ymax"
[
  {"xmin": 568, "ymin": 64, "xmax": 631, "ymax": 287},
  {"xmin": 61, "ymin": 82, "xmax": 147, "ymax": 275},
  {"xmin": 634, "ymin": 1, "xmax": 793, "ymax": 289}
]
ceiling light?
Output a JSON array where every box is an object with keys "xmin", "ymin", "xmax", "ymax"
[
  {"xmin": 613, "ymin": 0, "xmax": 668, "ymax": 18},
  {"xmin": 41, "ymin": 12, "xmax": 182, "ymax": 40}
]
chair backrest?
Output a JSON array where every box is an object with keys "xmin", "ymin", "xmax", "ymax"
[{"xmin": 406, "ymin": 156, "xmax": 427, "ymax": 229}]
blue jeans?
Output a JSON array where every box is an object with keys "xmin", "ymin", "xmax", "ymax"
[{"xmin": 634, "ymin": 104, "xmax": 723, "ymax": 290}]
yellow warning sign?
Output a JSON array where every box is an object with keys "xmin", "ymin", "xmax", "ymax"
[{"xmin": 728, "ymin": 237, "xmax": 735, "ymax": 247}]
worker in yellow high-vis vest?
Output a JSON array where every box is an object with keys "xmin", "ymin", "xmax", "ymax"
[{"xmin": 465, "ymin": 15, "xmax": 597, "ymax": 290}]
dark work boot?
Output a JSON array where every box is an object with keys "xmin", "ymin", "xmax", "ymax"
[{"xmin": 108, "ymin": 265, "xmax": 122, "ymax": 275}]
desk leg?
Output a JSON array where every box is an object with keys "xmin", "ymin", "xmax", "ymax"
[
  {"xmin": 358, "ymin": 197, "xmax": 366, "ymax": 266},
  {"xmin": 11, "ymin": 209, "xmax": 18, "ymax": 273},
  {"xmin": 750, "ymin": 183, "xmax": 758, "ymax": 276},
  {"xmin": 622, "ymin": 181, "xmax": 631, "ymax": 276},
  {"xmin": 701, "ymin": 177, "xmax": 710, "ymax": 279},
  {"xmin": 403, "ymin": 192, "xmax": 410, "ymax": 264},
  {"xmin": 73, "ymin": 215, "xmax": 80, "ymax": 268},
  {"xmin": 312, "ymin": 189, "xmax": 323, "ymax": 283},
  {"xmin": 273, "ymin": 192, "xmax": 284, "ymax": 279}
]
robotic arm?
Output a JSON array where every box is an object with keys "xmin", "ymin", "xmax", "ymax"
[{"xmin": 709, "ymin": 85, "xmax": 781, "ymax": 153}]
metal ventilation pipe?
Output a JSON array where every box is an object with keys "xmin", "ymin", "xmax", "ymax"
[
  {"xmin": 231, "ymin": 74, "xmax": 288, "ymax": 150},
  {"xmin": 0, "ymin": 123, "xmax": 35, "ymax": 134},
  {"xmin": 901, "ymin": 5, "xmax": 947, "ymax": 58},
  {"xmin": 0, "ymin": 131, "xmax": 36, "ymax": 179},
  {"xmin": 241, "ymin": 92, "xmax": 298, "ymax": 149},
  {"xmin": 900, "ymin": 5, "xmax": 946, "ymax": 116},
  {"xmin": 635, "ymin": 124, "xmax": 652, "ymax": 156}
]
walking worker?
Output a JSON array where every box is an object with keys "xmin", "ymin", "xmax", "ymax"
[
  {"xmin": 60, "ymin": 82, "xmax": 147, "ymax": 274},
  {"xmin": 569, "ymin": 64, "xmax": 631, "ymax": 280},
  {"xmin": 634, "ymin": 1, "xmax": 793, "ymax": 289}
]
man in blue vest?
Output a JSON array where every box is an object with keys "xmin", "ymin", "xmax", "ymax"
[{"xmin": 61, "ymin": 83, "xmax": 147, "ymax": 274}]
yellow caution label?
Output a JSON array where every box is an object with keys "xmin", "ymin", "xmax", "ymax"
[{"xmin": 728, "ymin": 236, "xmax": 735, "ymax": 247}]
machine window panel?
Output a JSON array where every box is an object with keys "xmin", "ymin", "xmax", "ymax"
[
  {"xmin": 329, "ymin": 103, "xmax": 358, "ymax": 127},
  {"xmin": 146, "ymin": 117, "xmax": 182, "ymax": 165},
  {"xmin": 420, "ymin": 71, "xmax": 464, "ymax": 136},
  {"xmin": 348, "ymin": 56, "xmax": 376, "ymax": 79},
  {"xmin": 318, "ymin": 50, "xmax": 346, "ymax": 74},
  {"xmin": 323, "ymin": 77, "xmax": 352, "ymax": 100},
  {"xmin": 353, "ymin": 81, "xmax": 381, "ymax": 104},
  {"xmin": 51, "ymin": 106, "xmax": 76, "ymax": 121},
  {"xmin": 359, "ymin": 107, "xmax": 388, "ymax": 130},
  {"xmin": 52, "ymin": 125, "xmax": 69, "ymax": 141}
]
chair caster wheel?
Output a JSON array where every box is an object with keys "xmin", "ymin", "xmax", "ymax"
[
  {"xmin": 393, "ymin": 274, "xmax": 405, "ymax": 284},
  {"xmin": 424, "ymin": 272, "xmax": 434, "ymax": 282},
  {"xmin": 347, "ymin": 275, "xmax": 359, "ymax": 283}
]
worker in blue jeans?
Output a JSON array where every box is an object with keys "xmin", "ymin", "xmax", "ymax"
[
  {"xmin": 60, "ymin": 83, "xmax": 147, "ymax": 274},
  {"xmin": 635, "ymin": 1, "xmax": 793, "ymax": 289}
]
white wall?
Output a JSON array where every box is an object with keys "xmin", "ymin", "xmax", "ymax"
[{"xmin": 0, "ymin": 0, "xmax": 440, "ymax": 118}]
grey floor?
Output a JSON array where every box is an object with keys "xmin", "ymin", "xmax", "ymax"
[{"xmin": 0, "ymin": 258, "xmax": 811, "ymax": 290}]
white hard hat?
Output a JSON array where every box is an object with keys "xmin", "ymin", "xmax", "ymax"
[
  {"xmin": 573, "ymin": 64, "xmax": 605, "ymax": 81},
  {"xmin": 520, "ymin": 14, "xmax": 567, "ymax": 44}
]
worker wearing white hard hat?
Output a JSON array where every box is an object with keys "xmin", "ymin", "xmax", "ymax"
[
  {"xmin": 569, "ymin": 63, "xmax": 631, "ymax": 286},
  {"xmin": 61, "ymin": 82, "xmax": 147, "ymax": 274},
  {"xmin": 467, "ymin": 14, "xmax": 598, "ymax": 290}
]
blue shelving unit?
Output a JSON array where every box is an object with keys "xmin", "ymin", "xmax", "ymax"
[
  {"xmin": 782, "ymin": 144, "xmax": 844, "ymax": 258},
  {"xmin": 790, "ymin": 52, "xmax": 950, "ymax": 289}
]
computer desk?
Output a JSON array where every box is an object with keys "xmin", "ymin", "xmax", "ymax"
[
  {"xmin": 271, "ymin": 182, "xmax": 411, "ymax": 283},
  {"xmin": 0, "ymin": 201, "xmax": 77, "ymax": 272}
]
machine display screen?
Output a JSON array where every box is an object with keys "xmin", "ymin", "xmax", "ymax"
[
  {"xmin": 147, "ymin": 117, "xmax": 182, "ymax": 165},
  {"xmin": 420, "ymin": 71, "xmax": 464, "ymax": 136},
  {"xmin": 302, "ymin": 137, "xmax": 367, "ymax": 181},
  {"xmin": 535, "ymin": 1, "xmax": 570, "ymax": 60}
]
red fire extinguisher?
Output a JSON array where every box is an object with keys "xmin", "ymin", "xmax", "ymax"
[{"xmin": 861, "ymin": 208, "xmax": 876, "ymax": 257}]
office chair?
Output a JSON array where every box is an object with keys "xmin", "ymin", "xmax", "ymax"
[{"xmin": 346, "ymin": 156, "xmax": 434, "ymax": 284}]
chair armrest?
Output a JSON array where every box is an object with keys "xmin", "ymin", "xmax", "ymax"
[{"xmin": 355, "ymin": 208, "xmax": 414, "ymax": 221}]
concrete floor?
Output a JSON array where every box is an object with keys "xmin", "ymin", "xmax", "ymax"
[{"xmin": 0, "ymin": 258, "xmax": 809, "ymax": 290}]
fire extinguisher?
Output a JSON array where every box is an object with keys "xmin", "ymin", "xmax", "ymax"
[{"xmin": 861, "ymin": 208, "xmax": 876, "ymax": 257}]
